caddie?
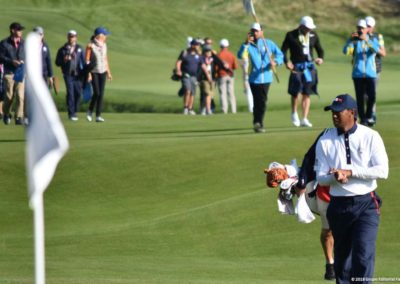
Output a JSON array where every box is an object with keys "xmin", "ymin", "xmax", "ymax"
[
  {"xmin": 343, "ymin": 19, "xmax": 380, "ymax": 127},
  {"xmin": 295, "ymin": 131, "xmax": 335, "ymax": 281}
]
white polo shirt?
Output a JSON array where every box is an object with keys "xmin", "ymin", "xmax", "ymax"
[{"xmin": 315, "ymin": 124, "xmax": 389, "ymax": 197}]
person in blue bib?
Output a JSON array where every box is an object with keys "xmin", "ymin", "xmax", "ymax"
[
  {"xmin": 238, "ymin": 23, "xmax": 283, "ymax": 133},
  {"xmin": 343, "ymin": 19, "xmax": 380, "ymax": 127}
]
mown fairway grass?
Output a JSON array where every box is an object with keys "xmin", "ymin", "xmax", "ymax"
[
  {"xmin": 1, "ymin": 0, "xmax": 400, "ymax": 283},
  {"xmin": 1, "ymin": 107, "xmax": 399, "ymax": 283}
]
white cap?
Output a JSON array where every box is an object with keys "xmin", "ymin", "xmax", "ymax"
[
  {"xmin": 250, "ymin": 22, "xmax": 262, "ymax": 31},
  {"xmin": 33, "ymin": 26, "xmax": 44, "ymax": 35},
  {"xmin": 300, "ymin": 16, "xmax": 316, "ymax": 29},
  {"xmin": 365, "ymin": 16, "xmax": 376, "ymax": 27},
  {"xmin": 220, "ymin": 38, "xmax": 229, "ymax": 47},
  {"xmin": 68, "ymin": 30, "xmax": 77, "ymax": 36},
  {"xmin": 357, "ymin": 19, "xmax": 367, "ymax": 28},
  {"xmin": 186, "ymin": 36, "xmax": 193, "ymax": 47}
]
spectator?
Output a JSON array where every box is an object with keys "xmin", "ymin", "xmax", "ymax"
[
  {"xmin": 0, "ymin": 22, "xmax": 25, "ymax": 125},
  {"xmin": 343, "ymin": 19, "xmax": 380, "ymax": 127},
  {"xmin": 237, "ymin": 32, "xmax": 254, "ymax": 113},
  {"xmin": 85, "ymin": 26, "xmax": 112, "ymax": 122},
  {"xmin": 200, "ymin": 37, "xmax": 219, "ymax": 114},
  {"xmin": 237, "ymin": 23, "xmax": 284, "ymax": 133},
  {"xmin": 365, "ymin": 16, "xmax": 386, "ymax": 123},
  {"xmin": 33, "ymin": 26, "xmax": 54, "ymax": 86},
  {"xmin": 216, "ymin": 39, "xmax": 238, "ymax": 114},
  {"xmin": 281, "ymin": 16, "xmax": 324, "ymax": 128},
  {"xmin": 55, "ymin": 30, "xmax": 85, "ymax": 121},
  {"xmin": 175, "ymin": 39, "xmax": 202, "ymax": 115},
  {"xmin": 198, "ymin": 45, "xmax": 215, "ymax": 115}
]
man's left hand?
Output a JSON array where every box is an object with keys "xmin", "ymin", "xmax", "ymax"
[{"xmin": 315, "ymin": 58, "xmax": 324, "ymax": 65}]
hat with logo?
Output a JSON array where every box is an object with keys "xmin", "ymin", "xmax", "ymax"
[
  {"xmin": 300, "ymin": 16, "xmax": 316, "ymax": 29},
  {"xmin": 9, "ymin": 22, "xmax": 25, "ymax": 31},
  {"xmin": 250, "ymin": 22, "xmax": 262, "ymax": 31},
  {"xmin": 94, "ymin": 26, "xmax": 110, "ymax": 36},
  {"xmin": 357, "ymin": 19, "xmax": 367, "ymax": 28},
  {"xmin": 365, "ymin": 16, "xmax": 376, "ymax": 27},
  {"xmin": 324, "ymin": 94, "xmax": 357, "ymax": 112}
]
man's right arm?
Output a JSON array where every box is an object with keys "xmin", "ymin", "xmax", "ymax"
[
  {"xmin": 55, "ymin": 47, "xmax": 64, "ymax": 67},
  {"xmin": 237, "ymin": 43, "xmax": 248, "ymax": 60},
  {"xmin": 315, "ymin": 135, "xmax": 336, "ymax": 186},
  {"xmin": 0, "ymin": 41, "xmax": 12, "ymax": 65}
]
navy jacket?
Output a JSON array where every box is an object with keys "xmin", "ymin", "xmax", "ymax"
[
  {"xmin": 297, "ymin": 130, "xmax": 326, "ymax": 189},
  {"xmin": 0, "ymin": 36, "xmax": 25, "ymax": 74},
  {"xmin": 55, "ymin": 43, "xmax": 84, "ymax": 77},
  {"xmin": 41, "ymin": 42, "xmax": 53, "ymax": 78}
]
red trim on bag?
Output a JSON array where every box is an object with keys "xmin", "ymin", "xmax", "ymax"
[
  {"xmin": 370, "ymin": 192, "xmax": 380, "ymax": 214},
  {"xmin": 316, "ymin": 184, "xmax": 331, "ymax": 203}
]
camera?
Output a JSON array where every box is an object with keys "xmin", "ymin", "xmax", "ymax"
[
  {"xmin": 352, "ymin": 30, "xmax": 363, "ymax": 41},
  {"xmin": 247, "ymin": 31, "xmax": 255, "ymax": 43}
]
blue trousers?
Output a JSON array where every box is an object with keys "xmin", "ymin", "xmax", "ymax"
[
  {"xmin": 327, "ymin": 192, "xmax": 381, "ymax": 284},
  {"xmin": 63, "ymin": 74, "xmax": 82, "ymax": 118}
]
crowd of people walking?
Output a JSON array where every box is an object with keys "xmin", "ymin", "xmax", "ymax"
[
  {"xmin": 0, "ymin": 22, "xmax": 112, "ymax": 125},
  {"xmin": 174, "ymin": 15, "xmax": 386, "ymax": 134}
]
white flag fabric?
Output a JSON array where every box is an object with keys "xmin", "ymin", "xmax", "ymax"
[
  {"xmin": 25, "ymin": 32, "xmax": 69, "ymax": 208},
  {"xmin": 242, "ymin": 0, "xmax": 256, "ymax": 16}
]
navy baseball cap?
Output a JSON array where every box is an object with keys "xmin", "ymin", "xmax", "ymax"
[
  {"xmin": 190, "ymin": 39, "xmax": 200, "ymax": 46},
  {"xmin": 324, "ymin": 94, "xmax": 357, "ymax": 112},
  {"xmin": 94, "ymin": 26, "xmax": 110, "ymax": 36},
  {"xmin": 9, "ymin": 22, "xmax": 25, "ymax": 31}
]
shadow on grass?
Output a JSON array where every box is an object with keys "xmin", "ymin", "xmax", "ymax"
[
  {"xmin": 118, "ymin": 126, "xmax": 320, "ymax": 139},
  {"xmin": 0, "ymin": 139, "xmax": 25, "ymax": 143}
]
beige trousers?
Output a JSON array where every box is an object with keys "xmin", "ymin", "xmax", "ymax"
[
  {"xmin": 217, "ymin": 76, "xmax": 236, "ymax": 114},
  {"xmin": 3, "ymin": 74, "xmax": 25, "ymax": 118}
]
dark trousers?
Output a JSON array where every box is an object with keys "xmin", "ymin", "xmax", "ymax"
[
  {"xmin": 353, "ymin": 78, "xmax": 376, "ymax": 124},
  {"xmin": 250, "ymin": 83, "xmax": 270, "ymax": 126},
  {"xmin": 327, "ymin": 192, "xmax": 381, "ymax": 284},
  {"xmin": 63, "ymin": 74, "xmax": 82, "ymax": 117},
  {"xmin": 89, "ymin": 72, "xmax": 107, "ymax": 117}
]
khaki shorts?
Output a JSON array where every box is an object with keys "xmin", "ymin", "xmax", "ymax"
[{"xmin": 200, "ymin": 80, "xmax": 214, "ymax": 97}]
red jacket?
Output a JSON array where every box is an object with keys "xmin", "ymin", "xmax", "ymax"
[{"xmin": 216, "ymin": 48, "xmax": 237, "ymax": 77}]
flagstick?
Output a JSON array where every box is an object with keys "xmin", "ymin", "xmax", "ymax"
[
  {"xmin": 32, "ymin": 194, "xmax": 46, "ymax": 284},
  {"xmin": 243, "ymin": 0, "xmax": 280, "ymax": 82},
  {"xmin": 25, "ymin": 32, "xmax": 69, "ymax": 284}
]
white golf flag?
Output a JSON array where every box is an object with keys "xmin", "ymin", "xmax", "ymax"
[
  {"xmin": 25, "ymin": 32, "xmax": 69, "ymax": 207},
  {"xmin": 25, "ymin": 32, "xmax": 69, "ymax": 284},
  {"xmin": 242, "ymin": 0, "xmax": 256, "ymax": 16}
]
